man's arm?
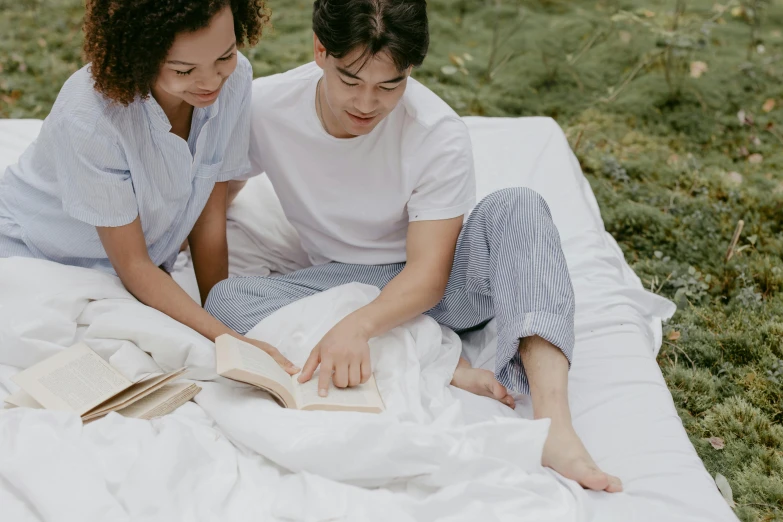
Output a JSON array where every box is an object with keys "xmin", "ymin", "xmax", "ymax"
[
  {"xmin": 298, "ymin": 216, "xmax": 463, "ymax": 393},
  {"xmin": 97, "ymin": 215, "xmax": 298, "ymax": 374},
  {"xmin": 189, "ymin": 182, "xmax": 230, "ymax": 305},
  {"xmin": 348, "ymin": 216, "xmax": 463, "ymax": 337}
]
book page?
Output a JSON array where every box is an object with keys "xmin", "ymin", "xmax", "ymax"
[
  {"xmin": 294, "ymin": 372, "xmax": 384, "ymax": 413},
  {"xmin": 83, "ymin": 368, "xmax": 187, "ymax": 417},
  {"xmin": 216, "ymin": 335, "xmax": 296, "ymax": 402},
  {"xmin": 4, "ymin": 389, "xmax": 43, "ymax": 409},
  {"xmin": 87, "ymin": 382, "xmax": 201, "ymax": 422},
  {"xmin": 11, "ymin": 343, "xmax": 132, "ymax": 415}
]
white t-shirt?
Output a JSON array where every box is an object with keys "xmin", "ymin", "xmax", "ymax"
[{"xmin": 249, "ymin": 62, "xmax": 476, "ymax": 265}]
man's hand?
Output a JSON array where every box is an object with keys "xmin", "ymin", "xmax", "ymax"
[{"xmin": 297, "ymin": 317, "xmax": 372, "ymax": 397}]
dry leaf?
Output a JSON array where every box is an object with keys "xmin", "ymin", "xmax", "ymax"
[
  {"xmin": 731, "ymin": 6, "xmax": 744, "ymax": 17},
  {"xmin": 714, "ymin": 474, "xmax": 735, "ymax": 508},
  {"xmin": 641, "ymin": 9, "xmax": 655, "ymax": 17},
  {"xmin": 462, "ymin": 53, "xmax": 474, "ymax": 62},
  {"xmin": 668, "ymin": 331, "xmax": 681, "ymax": 341},
  {"xmin": 709, "ymin": 437, "xmax": 725, "ymax": 450},
  {"xmin": 440, "ymin": 65, "xmax": 458, "ymax": 76},
  {"xmin": 37, "ymin": 38, "xmax": 47, "ymax": 48},
  {"xmin": 737, "ymin": 110, "xmax": 746, "ymax": 124},
  {"xmin": 449, "ymin": 53, "xmax": 465, "ymax": 67},
  {"xmin": 619, "ymin": 30, "xmax": 632, "ymax": 44},
  {"xmin": 726, "ymin": 171, "xmax": 743, "ymax": 185},
  {"xmin": 773, "ymin": 30, "xmax": 782, "ymax": 38},
  {"xmin": 690, "ymin": 61, "xmax": 708, "ymax": 78},
  {"xmin": 762, "ymin": 99, "xmax": 776, "ymax": 112},
  {"xmin": 748, "ymin": 153, "xmax": 763, "ymax": 164},
  {"xmin": 0, "ymin": 90, "xmax": 22, "ymax": 104}
]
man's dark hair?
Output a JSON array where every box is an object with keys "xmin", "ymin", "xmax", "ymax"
[{"xmin": 312, "ymin": 0, "xmax": 429, "ymax": 72}]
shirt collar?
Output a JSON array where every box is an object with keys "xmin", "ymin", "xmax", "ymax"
[
  {"xmin": 142, "ymin": 94, "xmax": 220, "ymax": 132},
  {"xmin": 142, "ymin": 94, "xmax": 172, "ymax": 132}
]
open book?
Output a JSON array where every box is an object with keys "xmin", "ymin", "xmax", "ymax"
[
  {"xmin": 5, "ymin": 343, "xmax": 201, "ymax": 422},
  {"xmin": 216, "ymin": 334, "xmax": 384, "ymax": 413}
]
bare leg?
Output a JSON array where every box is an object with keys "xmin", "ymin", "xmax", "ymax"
[
  {"xmin": 521, "ymin": 335, "xmax": 622, "ymax": 492},
  {"xmin": 450, "ymin": 357, "xmax": 515, "ymax": 408}
]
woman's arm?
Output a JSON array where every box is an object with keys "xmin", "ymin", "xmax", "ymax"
[
  {"xmin": 189, "ymin": 181, "xmax": 230, "ymax": 305},
  {"xmin": 96, "ymin": 216, "xmax": 298, "ymax": 373}
]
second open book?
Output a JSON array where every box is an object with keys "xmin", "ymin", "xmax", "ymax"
[
  {"xmin": 5, "ymin": 343, "xmax": 200, "ymax": 422},
  {"xmin": 216, "ymin": 334, "xmax": 385, "ymax": 413}
]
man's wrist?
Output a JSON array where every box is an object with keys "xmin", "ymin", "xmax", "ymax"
[{"xmin": 343, "ymin": 308, "xmax": 377, "ymax": 340}]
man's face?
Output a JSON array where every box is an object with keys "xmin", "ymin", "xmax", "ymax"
[{"xmin": 314, "ymin": 35, "xmax": 411, "ymax": 138}]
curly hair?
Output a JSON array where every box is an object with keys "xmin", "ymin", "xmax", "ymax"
[{"xmin": 83, "ymin": 0, "xmax": 268, "ymax": 105}]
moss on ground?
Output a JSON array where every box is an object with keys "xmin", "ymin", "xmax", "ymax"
[{"xmin": 2, "ymin": 0, "xmax": 782, "ymax": 519}]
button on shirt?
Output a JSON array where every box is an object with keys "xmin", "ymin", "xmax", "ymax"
[{"xmin": 0, "ymin": 53, "xmax": 254, "ymax": 274}]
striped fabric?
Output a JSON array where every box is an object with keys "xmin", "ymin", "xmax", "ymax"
[
  {"xmin": 0, "ymin": 53, "xmax": 255, "ymax": 274},
  {"xmin": 206, "ymin": 188, "xmax": 575, "ymax": 394}
]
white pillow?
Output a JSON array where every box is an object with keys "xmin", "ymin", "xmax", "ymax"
[{"xmin": 227, "ymin": 174, "xmax": 310, "ymax": 277}]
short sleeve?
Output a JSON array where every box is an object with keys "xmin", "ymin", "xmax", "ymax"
[
  {"xmin": 56, "ymin": 116, "xmax": 138, "ymax": 227},
  {"xmin": 217, "ymin": 53, "xmax": 254, "ymax": 182},
  {"xmin": 406, "ymin": 118, "xmax": 476, "ymax": 222}
]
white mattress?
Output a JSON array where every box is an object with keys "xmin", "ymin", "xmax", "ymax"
[{"xmin": 0, "ymin": 118, "xmax": 738, "ymax": 522}]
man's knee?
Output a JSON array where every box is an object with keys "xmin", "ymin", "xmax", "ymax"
[
  {"xmin": 479, "ymin": 187, "xmax": 553, "ymax": 222},
  {"xmin": 204, "ymin": 277, "xmax": 242, "ymax": 318}
]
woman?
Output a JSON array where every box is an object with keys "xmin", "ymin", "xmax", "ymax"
[{"xmin": 0, "ymin": 0, "xmax": 298, "ymax": 373}]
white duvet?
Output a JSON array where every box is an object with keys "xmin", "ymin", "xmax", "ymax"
[{"xmin": 0, "ymin": 257, "xmax": 587, "ymax": 522}]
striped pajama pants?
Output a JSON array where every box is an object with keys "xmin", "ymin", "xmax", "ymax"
[{"xmin": 205, "ymin": 188, "xmax": 575, "ymax": 394}]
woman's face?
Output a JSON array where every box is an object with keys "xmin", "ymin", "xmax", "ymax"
[{"xmin": 154, "ymin": 6, "xmax": 238, "ymax": 109}]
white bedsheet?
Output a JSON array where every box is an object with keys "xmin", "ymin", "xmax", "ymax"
[
  {"xmin": 0, "ymin": 117, "xmax": 739, "ymax": 522},
  {"xmin": 0, "ymin": 259, "xmax": 585, "ymax": 522}
]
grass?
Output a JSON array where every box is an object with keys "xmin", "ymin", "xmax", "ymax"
[{"xmin": 2, "ymin": 0, "xmax": 783, "ymax": 519}]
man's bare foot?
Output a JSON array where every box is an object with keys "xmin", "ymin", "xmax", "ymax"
[
  {"xmin": 543, "ymin": 419, "xmax": 623, "ymax": 492},
  {"xmin": 451, "ymin": 359, "xmax": 515, "ymax": 408}
]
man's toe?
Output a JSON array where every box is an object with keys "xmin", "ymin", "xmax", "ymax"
[
  {"xmin": 580, "ymin": 467, "xmax": 610, "ymax": 491},
  {"xmin": 605, "ymin": 474, "xmax": 623, "ymax": 492}
]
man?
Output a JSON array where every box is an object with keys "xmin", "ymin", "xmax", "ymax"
[{"xmin": 206, "ymin": 0, "xmax": 621, "ymax": 492}]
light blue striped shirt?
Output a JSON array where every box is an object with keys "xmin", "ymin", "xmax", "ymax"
[{"xmin": 0, "ymin": 53, "xmax": 254, "ymax": 274}]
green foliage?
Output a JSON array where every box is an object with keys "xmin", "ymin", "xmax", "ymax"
[{"xmin": 2, "ymin": 0, "xmax": 783, "ymax": 519}]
